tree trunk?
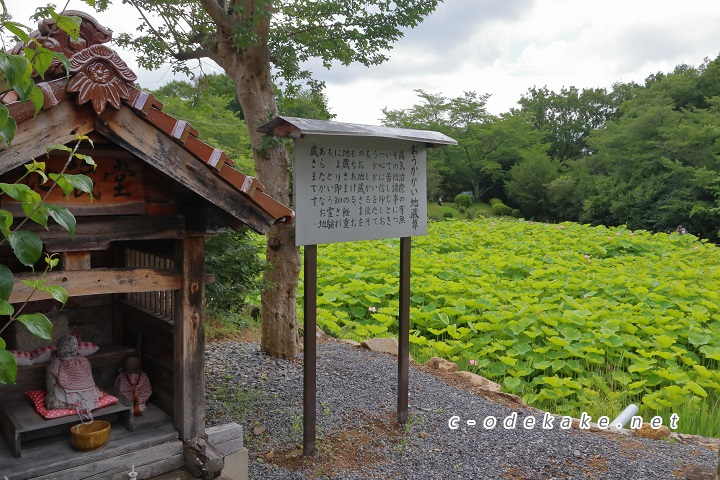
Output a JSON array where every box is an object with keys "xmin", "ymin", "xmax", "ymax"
[
  {"xmin": 473, "ymin": 179, "xmax": 481, "ymax": 202},
  {"xmin": 214, "ymin": 18, "xmax": 300, "ymax": 358}
]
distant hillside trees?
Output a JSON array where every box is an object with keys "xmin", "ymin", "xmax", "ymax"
[
  {"xmin": 382, "ymin": 90, "xmax": 547, "ymax": 203},
  {"xmin": 387, "ymin": 56, "xmax": 720, "ymax": 241}
]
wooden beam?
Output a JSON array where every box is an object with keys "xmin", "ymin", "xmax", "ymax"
[
  {"xmin": 9, "ymin": 268, "xmax": 181, "ymax": 303},
  {"xmin": 0, "ymin": 101, "xmax": 95, "ymax": 176},
  {"xmin": 21, "ymin": 215, "xmax": 185, "ymax": 250},
  {"xmin": 173, "ymin": 237, "xmax": 206, "ymax": 441},
  {"xmin": 96, "ymin": 106, "xmax": 275, "ymax": 234}
]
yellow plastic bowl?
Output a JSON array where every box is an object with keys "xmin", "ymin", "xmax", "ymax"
[{"xmin": 70, "ymin": 420, "xmax": 111, "ymax": 451}]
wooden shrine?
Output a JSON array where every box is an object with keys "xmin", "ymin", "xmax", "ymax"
[{"xmin": 0, "ymin": 11, "xmax": 293, "ymax": 480}]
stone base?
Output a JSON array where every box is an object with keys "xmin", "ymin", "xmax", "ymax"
[
  {"xmin": 221, "ymin": 449, "xmax": 249, "ymax": 480},
  {"xmin": 207, "ymin": 422, "xmax": 248, "ymax": 480}
]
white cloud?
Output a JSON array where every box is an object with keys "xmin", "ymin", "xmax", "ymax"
[{"xmin": 6, "ymin": 0, "xmax": 720, "ymax": 125}]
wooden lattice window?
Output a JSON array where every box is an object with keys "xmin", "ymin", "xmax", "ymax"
[{"xmin": 124, "ymin": 248, "xmax": 175, "ymax": 321}]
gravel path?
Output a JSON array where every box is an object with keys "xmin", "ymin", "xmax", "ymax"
[{"xmin": 205, "ymin": 340, "xmax": 718, "ymax": 480}]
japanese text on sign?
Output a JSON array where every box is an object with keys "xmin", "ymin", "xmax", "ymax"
[{"xmin": 294, "ymin": 136, "xmax": 427, "ymax": 245}]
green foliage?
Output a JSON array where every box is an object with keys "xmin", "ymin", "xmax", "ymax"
[
  {"xmin": 511, "ymin": 209, "xmax": 522, "ymax": 218},
  {"xmin": 304, "ymin": 219, "xmax": 720, "ymax": 435},
  {"xmin": 488, "ymin": 198, "xmax": 502, "ymax": 206},
  {"xmin": 276, "ymin": 82, "xmax": 334, "ymax": 121},
  {"xmin": 0, "ymin": 11, "xmax": 80, "ymax": 144},
  {"xmin": 427, "ymin": 201, "xmax": 491, "ymax": 222},
  {"xmin": 454, "ymin": 194, "xmax": 471, "ymax": 208},
  {"xmin": 504, "ymin": 154, "xmax": 560, "ymax": 219},
  {"xmin": 491, "ymin": 202, "xmax": 512, "ymax": 216},
  {"xmin": 111, "ymin": 0, "xmax": 440, "ymax": 88},
  {"xmin": 517, "ymin": 84, "xmax": 634, "ymax": 160},
  {"xmin": 0, "ymin": 9, "xmax": 94, "ymax": 384},
  {"xmin": 204, "ymin": 229, "xmax": 268, "ymax": 320},
  {"xmin": 442, "ymin": 211, "xmax": 453, "ymax": 219},
  {"xmin": 153, "ymin": 75, "xmax": 333, "ymax": 176},
  {"xmin": 152, "ymin": 79, "xmax": 256, "ymax": 174},
  {"xmin": 505, "ymin": 57, "xmax": 720, "ymax": 240},
  {"xmin": 383, "ymin": 90, "xmax": 547, "ymax": 202}
]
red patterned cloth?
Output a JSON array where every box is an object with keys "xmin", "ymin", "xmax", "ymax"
[
  {"xmin": 57, "ymin": 356, "xmax": 96, "ymax": 390},
  {"xmin": 114, "ymin": 371, "xmax": 151, "ymax": 404},
  {"xmin": 48, "ymin": 353, "xmax": 102, "ymax": 414},
  {"xmin": 26, "ymin": 390, "xmax": 118, "ymax": 419}
]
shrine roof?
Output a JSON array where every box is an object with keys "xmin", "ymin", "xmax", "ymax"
[
  {"xmin": 257, "ymin": 116, "xmax": 458, "ymax": 147},
  {"xmin": 0, "ymin": 11, "xmax": 293, "ymax": 234}
]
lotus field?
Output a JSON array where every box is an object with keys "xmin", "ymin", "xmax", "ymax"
[{"xmin": 301, "ymin": 218, "xmax": 720, "ymax": 436}]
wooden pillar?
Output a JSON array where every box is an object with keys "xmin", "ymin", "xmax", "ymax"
[
  {"xmin": 173, "ymin": 236, "xmax": 206, "ymax": 441},
  {"xmin": 303, "ymin": 244, "xmax": 317, "ymax": 456},
  {"xmin": 398, "ymin": 237, "xmax": 410, "ymax": 424},
  {"xmin": 61, "ymin": 251, "xmax": 92, "ymax": 271}
]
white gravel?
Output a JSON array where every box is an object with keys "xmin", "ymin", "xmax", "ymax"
[{"xmin": 205, "ymin": 340, "xmax": 718, "ymax": 480}]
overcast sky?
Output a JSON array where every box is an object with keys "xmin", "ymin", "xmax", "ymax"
[{"xmin": 7, "ymin": 0, "xmax": 720, "ymax": 125}]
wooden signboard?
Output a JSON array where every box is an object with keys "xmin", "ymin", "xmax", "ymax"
[
  {"xmin": 2, "ymin": 155, "xmax": 145, "ymax": 216},
  {"xmin": 293, "ymin": 136, "xmax": 427, "ymax": 245}
]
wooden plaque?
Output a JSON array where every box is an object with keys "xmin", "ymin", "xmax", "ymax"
[{"xmin": 1, "ymin": 155, "xmax": 145, "ymax": 216}]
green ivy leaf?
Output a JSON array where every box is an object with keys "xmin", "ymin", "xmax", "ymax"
[
  {"xmin": 25, "ymin": 204, "xmax": 49, "ymax": 229},
  {"xmin": 29, "ymin": 47, "xmax": 54, "ymax": 80},
  {"xmin": 29, "ymin": 85, "xmax": 44, "ymax": 114},
  {"xmin": 0, "ymin": 349, "xmax": 18, "ymax": 384},
  {"xmin": 45, "ymin": 204, "xmax": 76, "ymax": 238},
  {"xmin": 504, "ymin": 376, "xmax": 522, "ymax": 391},
  {"xmin": 52, "ymin": 52, "xmax": 71, "ymax": 78},
  {"xmin": 48, "ymin": 174, "xmax": 73, "ymax": 198},
  {"xmin": 688, "ymin": 332, "xmax": 711, "ymax": 347},
  {"xmin": 0, "ymin": 264, "xmax": 14, "ymax": 300},
  {"xmin": 0, "ymin": 299, "xmax": 14, "ymax": 316},
  {"xmin": 0, "ymin": 116, "xmax": 17, "ymax": 145},
  {"xmin": 2, "ymin": 22, "xmax": 30, "ymax": 43},
  {"xmin": 0, "ymin": 209, "xmax": 13, "ymax": 238},
  {"xmin": 7, "ymin": 230, "xmax": 43, "ymax": 267},
  {"xmin": 14, "ymin": 76, "xmax": 35, "ymax": 103},
  {"xmin": 56, "ymin": 15, "xmax": 82, "ymax": 41},
  {"xmin": 61, "ymin": 174, "xmax": 94, "ymax": 196},
  {"xmin": 73, "ymin": 153, "xmax": 96, "ymax": 167},
  {"xmin": 24, "ymin": 160, "xmax": 48, "ymax": 183},
  {"xmin": 0, "ymin": 182, "xmax": 32, "ymax": 202},
  {"xmin": 39, "ymin": 285, "xmax": 68, "ymax": 307},
  {"xmin": 46, "ymin": 144, "xmax": 72, "ymax": 154},
  {"xmin": 0, "ymin": 104, "xmax": 8, "ymax": 132},
  {"xmin": 16, "ymin": 313, "xmax": 52, "ymax": 340},
  {"xmin": 0, "ymin": 53, "xmax": 28, "ymax": 87}
]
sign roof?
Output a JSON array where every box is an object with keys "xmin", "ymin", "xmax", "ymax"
[{"xmin": 257, "ymin": 116, "xmax": 457, "ymax": 147}]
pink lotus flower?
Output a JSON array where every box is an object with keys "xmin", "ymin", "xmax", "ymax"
[
  {"xmin": 469, "ymin": 359, "xmax": 476, "ymax": 366},
  {"xmin": 368, "ymin": 306, "xmax": 377, "ymax": 313}
]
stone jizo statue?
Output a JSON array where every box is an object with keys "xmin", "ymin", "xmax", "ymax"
[{"xmin": 44, "ymin": 335, "xmax": 101, "ymax": 417}]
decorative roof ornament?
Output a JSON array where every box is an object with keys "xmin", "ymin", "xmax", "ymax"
[
  {"xmin": 10, "ymin": 11, "xmax": 112, "ymax": 80},
  {"xmin": 67, "ymin": 44, "xmax": 138, "ymax": 115}
]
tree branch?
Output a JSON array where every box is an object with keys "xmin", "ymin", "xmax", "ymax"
[
  {"xmin": 197, "ymin": 0, "xmax": 236, "ymax": 33},
  {"xmin": 125, "ymin": 0, "xmax": 182, "ymax": 60},
  {"xmin": 175, "ymin": 47, "xmax": 216, "ymax": 61}
]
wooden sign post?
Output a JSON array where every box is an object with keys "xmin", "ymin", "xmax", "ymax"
[{"xmin": 257, "ymin": 117, "xmax": 456, "ymax": 456}]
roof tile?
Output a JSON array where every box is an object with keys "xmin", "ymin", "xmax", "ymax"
[{"xmin": 3, "ymin": 11, "xmax": 293, "ymax": 226}]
